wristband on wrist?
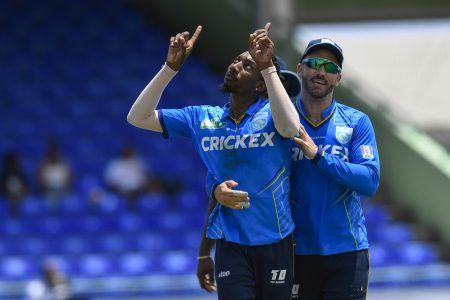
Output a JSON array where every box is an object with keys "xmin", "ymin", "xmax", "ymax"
[
  {"xmin": 311, "ymin": 149, "xmax": 323, "ymax": 165},
  {"xmin": 210, "ymin": 183, "xmax": 218, "ymax": 201},
  {"xmin": 162, "ymin": 63, "xmax": 178, "ymax": 77},
  {"xmin": 260, "ymin": 66, "xmax": 277, "ymax": 77}
]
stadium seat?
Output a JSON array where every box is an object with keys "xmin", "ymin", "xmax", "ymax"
[
  {"xmin": 369, "ymin": 243, "xmax": 398, "ymax": 267},
  {"xmin": 159, "ymin": 250, "xmax": 196, "ymax": 274},
  {"xmin": 0, "ymin": 256, "xmax": 38, "ymax": 280},
  {"xmin": 78, "ymin": 254, "xmax": 116, "ymax": 277},
  {"xmin": 400, "ymin": 242, "xmax": 439, "ymax": 265},
  {"xmin": 119, "ymin": 253, "xmax": 157, "ymax": 276}
]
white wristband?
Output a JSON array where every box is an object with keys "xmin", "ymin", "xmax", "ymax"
[
  {"xmin": 162, "ymin": 63, "xmax": 178, "ymax": 78},
  {"xmin": 261, "ymin": 66, "xmax": 277, "ymax": 77}
]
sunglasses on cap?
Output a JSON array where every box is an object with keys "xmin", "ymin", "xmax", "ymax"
[{"xmin": 301, "ymin": 57, "xmax": 341, "ymax": 74}]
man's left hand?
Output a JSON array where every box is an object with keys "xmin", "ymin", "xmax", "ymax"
[{"xmin": 293, "ymin": 124, "xmax": 319, "ymax": 160}]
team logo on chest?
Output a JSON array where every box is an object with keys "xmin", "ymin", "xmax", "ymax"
[
  {"xmin": 251, "ymin": 112, "xmax": 268, "ymax": 131},
  {"xmin": 200, "ymin": 118, "xmax": 227, "ymax": 129},
  {"xmin": 335, "ymin": 126, "xmax": 353, "ymax": 144}
]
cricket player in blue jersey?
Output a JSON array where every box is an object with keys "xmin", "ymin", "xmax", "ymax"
[
  {"xmin": 127, "ymin": 23, "xmax": 301, "ymax": 300},
  {"xmin": 290, "ymin": 38, "xmax": 380, "ymax": 300},
  {"xmin": 197, "ymin": 62, "xmax": 301, "ymax": 294},
  {"xmin": 204, "ymin": 38, "xmax": 380, "ymax": 300}
]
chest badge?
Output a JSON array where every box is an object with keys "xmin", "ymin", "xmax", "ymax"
[
  {"xmin": 200, "ymin": 118, "xmax": 227, "ymax": 129},
  {"xmin": 251, "ymin": 112, "xmax": 268, "ymax": 131},
  {"xmin": 335, "ymin": 126, "xmax": 353, "ymax": 144}
]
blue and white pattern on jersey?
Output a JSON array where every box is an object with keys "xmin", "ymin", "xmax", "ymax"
[
  {"xmin": 290, "ymin": 99, "xmax": 380, "ymax": 255},
  {"xmin": 159, "ymin": 99, "xmax": 294, "ymax": 246}
]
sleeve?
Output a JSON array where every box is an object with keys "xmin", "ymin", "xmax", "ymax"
[
  {"xmin": 158, "ymin": 106, "xmax": 198, "ymax": 139},
  {"xmin": 314, "ymin": 114, "xmax": 380, "ymax": 196},
  {"xmin": 205, "ymin": 171, "xmax": 219, "ymax": 200}
]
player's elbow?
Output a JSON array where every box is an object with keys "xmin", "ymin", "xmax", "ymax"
[
  {"xmin": 126, "ymin": 112, "xmax": 139, "ymax": 127},
  {"xmin": 276, "ymin": 122, "xmax": 301, "ymax": 138},
  {"xmin": 363, "ymin": 170, "xmax": 380, "ymax": 197}
]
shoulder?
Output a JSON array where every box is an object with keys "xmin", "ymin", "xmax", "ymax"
[
  {"xmin": 255, "ymin": 100, "xmax": 271, "ymax": 114},
  {"xmin": 334, "ymin": 102, "xmax": 370, "ymax": 127},
  {"xmin": 169, "ymin": 105, "xmax": 225, "ymax": 117}
]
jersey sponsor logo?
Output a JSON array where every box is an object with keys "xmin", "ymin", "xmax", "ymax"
[
  {"xmin": 335, "ymin": 126, "xmax": 353, "ymax": 144},
  {"xmin": 201, "ymin": 132, "xmax": 275, "ymax": 151},
  {"xmin": 200, "ymin": 118, "xmax": 227, "ymax": 129},
  {"xmin": 251, "ymin": 111, "xmax": 268, "ymax": 131},
  {"xmin": 292, "ymin": 144, "xmax": 349, "ymax": 162},
  {"xmin": 361, "ymin": 145, "xmax": 374, "ymax": 159},
  {"xmin": 270, "ymin": 269, "xmax": 286, "ymax": 284}
]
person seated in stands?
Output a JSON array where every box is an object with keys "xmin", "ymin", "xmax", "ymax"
[
  {"xmin": 36, "ymin": 140, "xmax": 73, "ymax": 206},
  {"xmin": 103, "ymin": 145, "xmax": 162, "ymax": 208},
  {"xmin": 0, "ymin": 151, "xmax": 29, "ymax": 215}
]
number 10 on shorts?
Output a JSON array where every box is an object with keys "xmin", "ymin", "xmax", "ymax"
[{"xmin": 270, "ymin": 269, "xmax": 286, "ymax": 283}]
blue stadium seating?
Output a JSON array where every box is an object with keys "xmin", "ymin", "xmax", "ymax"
[{"xmin": 0, "ymin": 0, "xmax": 447, "ymax": 297}]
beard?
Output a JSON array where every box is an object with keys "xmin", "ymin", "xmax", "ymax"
[
  {"xmin": 219, "ymin": 81, "xmax": 237, "ymax": 94},
  {"xmin": 302, "ymin": 77, "xmax": 335, "ymax": 99}
]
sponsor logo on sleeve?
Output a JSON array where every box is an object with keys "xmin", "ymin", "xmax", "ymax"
[{"xmin": 361, "ymin": 145, "xmax": 374, "ymax": 159}]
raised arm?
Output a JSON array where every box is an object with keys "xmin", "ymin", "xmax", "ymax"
[
  {"xmin": 248, "ymin": 22, "xmax": 300, "ymax": 138},
  {"xmin": 127, "ymin": 26, "xmax": 202, "ymax": 132}
]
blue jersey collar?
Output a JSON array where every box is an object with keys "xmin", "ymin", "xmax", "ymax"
[
  {"xmin": 295, "ymin": 98, "xmax": 336, "ymax": 128},
  {"xmin": 223, "ymin": 98, "xmax": 266, "ymax": 119}
]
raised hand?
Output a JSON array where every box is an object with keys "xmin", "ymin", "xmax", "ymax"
[
  {"xmin": 166, "ymin": 25, "xmax": 202, "ymax": 71},
  {"xmin": 248, "ymin": 22, "xmax": 274, "ymax": 70}
]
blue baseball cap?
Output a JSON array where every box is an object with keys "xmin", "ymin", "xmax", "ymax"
[
  {"xmin": 301, "ymin": 38, "xmax": 344, "ymax": 67},
  {"xmin": 276, "ymin": 56, "xmax": 301, "ymax": 98}
]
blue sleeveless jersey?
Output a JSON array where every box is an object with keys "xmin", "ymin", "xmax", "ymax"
[
  {"xmin": 159, "ymin": 99, "xmax": 294, "ymax": 246},
  {"xmin": 290, "ymin": 98, "xmax": 380, "ymax": 255}
]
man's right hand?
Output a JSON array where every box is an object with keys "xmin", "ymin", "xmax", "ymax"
[
  {"xmin": 197, "ymin": 257, "xmax": 216, "ymax": 293},
  {"xmin": 166, "ymin": 25, "xmax": 202, "ymax": 71},
  {"xmin": 214, "ymin": 180, "xmax": 250, "ymax": 209}
]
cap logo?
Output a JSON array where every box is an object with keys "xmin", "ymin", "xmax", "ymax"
[{"xmin": 320, "ymin": 38, "xmax": 336, "ymax": 46}]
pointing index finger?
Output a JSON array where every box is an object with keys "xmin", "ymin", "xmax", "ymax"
[
  {"xmin": 264, "ymin": 22, "xmax": 271, "ymax": 33},
  {"xmin": 190, "ymin": 25, "xmax": 203, "ymax": 44}
]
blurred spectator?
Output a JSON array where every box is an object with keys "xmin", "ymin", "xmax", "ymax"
[
  {"xmin": 42, "ymin": 262, "xmax": 73, "ymax": 300},
  {"xmin": 26, "ymin": 261, "xmax": 80, "ymax": 300},
  {"xmin": 103, "ymin": 145, "xmax": 163, "ymax": 208},
  {"xmin": 36, "ymin": 140, "xmax": 73, "ymax": 206},
  {"xmin": 0, "ymin": 152, "xmax": 29, "ymax": 214}
]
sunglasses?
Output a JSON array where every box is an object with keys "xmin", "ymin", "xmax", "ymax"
[{"xmin": 301, "ymin": 57, "xmax": 341, "ymax": 74}]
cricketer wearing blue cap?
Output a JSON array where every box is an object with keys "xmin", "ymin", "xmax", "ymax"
[
  {"xmin": 290, "ymin": 37, "xmax": 380, "ymax": 300},
  {"xmin": 127, "ymin": 23, "xmax": 300, "ymax": 300}
]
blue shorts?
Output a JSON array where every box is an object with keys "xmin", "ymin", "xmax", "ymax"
[
  {"xmin": 292, "ymin": 249, "xmax": 369, "ymax": 300},
  {"xmin": 214, "ymin": 235, "xmax": 294, "ymax": 300}
]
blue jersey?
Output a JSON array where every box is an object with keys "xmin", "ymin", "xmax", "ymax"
[
  {"xmin": 159, "ymin": 99, "xmax": 294, "ymax": 246},
  {"xmin": 290, "ymin": 98, "xmax": 380, "ymax": 255}
]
